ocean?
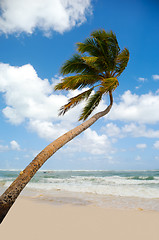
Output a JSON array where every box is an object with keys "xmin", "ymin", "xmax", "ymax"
[{"xmin": 0, "ymin": 170, "xmax": 159, "ymax": 211}]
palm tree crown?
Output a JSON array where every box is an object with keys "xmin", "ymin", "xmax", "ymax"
[{"xmin": 54, "ymin": 29, "xmax": 129, "ymax": 121}]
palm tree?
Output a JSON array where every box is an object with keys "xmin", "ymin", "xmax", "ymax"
[{"xmin": 0, "ymin": 29, "xmax": 129, "ymax": 223}]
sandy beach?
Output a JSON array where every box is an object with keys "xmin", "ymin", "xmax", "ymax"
[{"xmin": 0, "ymin": 197, "xmax": 159, "ymax": 240}]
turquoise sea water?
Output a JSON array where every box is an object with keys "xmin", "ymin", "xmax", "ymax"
[{"xmin": 0, "ymin": 170, "xmax": 159, "ymax": 211}]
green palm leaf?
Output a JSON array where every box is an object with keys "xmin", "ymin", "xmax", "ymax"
[
  {"xmin": 79, "ymin": 91, "xmax": 103, "ymax": 121},
  {"xmin": 60, "ymin": 54, "xmax": 99, "ymax": 76},
  {"xmin": 115, "ymin": 48, "xmax": 129, "ymax": 77},
  {"xmin": 59, "ymin": 88, "xmax": 94, "ymax": 115},
  {"xmin": 77, "ymin": 30, "xmax": 120, "ymax": 72},
  {"xmin": 54, "ymin": 29, "xmax": 129, "ymax": 120},
  {"xmin": 82, "ymin": 56, "xmax": 109, "ymax": 73},
  {"xmin": 77, "ymin": 38, "xmax": 102, "ymax": 58},
  {"xmin": 100, "ymin": 77, "xmax": 119, "ymax": 92},
  {"xmin": 91, "ymin": 30, "xmax": 120, "ymax": 65},
  {"xmin": 54, "ymin": 75, "xmax": 101, "ymax": 90}
]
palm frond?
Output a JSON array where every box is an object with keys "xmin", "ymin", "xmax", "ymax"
[
  {"xmin": 77, "ymin": 38, "xmax": 102, "ymax": 57},
  {"xmin": 81, "ymin": 56, "xmax": 108, "ymax": 73},
  {"xmin": 60, "ymin": 54, "xmax": 100, "ymax": 76},
  {"xmin": 54, "ymin": 75, "xmax": 101, "ymax": 91},
  {"xmin": 79, "ymin": 91, "xmax": 103, "ymax": 121},
  {"xmin": 55, "ymin": 29, "xmax": 129, "ymax": 121},
  {"xmin": 100, "ymin": 77, "xmax": 119, "ymax": 93},
  {"xmin": 59, "ymin": 88, "xmax": 94, "ymax": 115},
  {"xmin": 114, "ymin": 48, "xmax": 129, "ymax": 77},
  {"xmin": 91, "ymin": 30, "xmax": 120, "ymax": 70},
  {"xmin": 77, "ymin": 29, "xmax": 120, "ymax": 72},
  {"xmin": 81, "ymin": 56, "xmax": 98, "ymax": 64}
]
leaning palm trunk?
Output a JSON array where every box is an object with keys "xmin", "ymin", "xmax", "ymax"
[
  {"xmin": 0, "ymin": 29, "xmax": 129, "ymax": 223},
  {"xmin": 0, "ymin": 92, "xmax": 113, "ymax": 223}
]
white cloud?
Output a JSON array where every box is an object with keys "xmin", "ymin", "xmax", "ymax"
[
  {"xmin": 0, "ymin": 62, "xmax": 114, "ymax": 159},
  {"xmin": 0, "ymin": 140, "xmax": 21, "ymax": 151},
  {"xmin": 103, "ymin": 122, "xmax": 159, "ymax": 143},
  {"xmin": 136, "ymin": 143, "xmax": 147, "ymax": 149},
  {"xmin": 28, "ymin": 120, "xmax": 68, "ymax": 141},
  {"xmin": 154, "ymin": 141, "xmax": 159, "ymax": 149},
  {"xmin": 135, "ymin": 155, "xmax": 141, "ymax": 161},
  {"xmin": 122, "ymin": 123, "xmax": 159, "ymax": 138},
  {"xmin": 0, "ymin": 63, "xmax": 66, "ymax": 125},
  {"xmin": 10, "ymin": 140, "xmax": 21, "ymax": 150},
  {"xmin": 82, "ymin": 128, "xmax": 112, "ymax": 155},
  {"xmin": 0, "ymin": 62, "xmax": 107, "ymax": 145},
  {"xmin": 109, "ymin": 90, "xmax": 159, "ymax": 124},
  {"xmin": 0, "ymin": 0, "xmax": 92, "ymax": 35},
  {"xmin": 102, "ymin": 123, "xmax": 121, "ymax": 137},
  {"xmin": 0, "ymin": 63, "xmax": 85, "ymax": 140},
  {"xmin": 138, "ymin": 77, "xmax": 147, "ymax": 82},
  {"xmin": 135, "ymin": 85, "xmax": 141, "ymax": 90},
  {"xmin": 102, "ymin": 122, "xmax": 159, "ymax": 143},
  {"xmin": 0, "ymin": 144, "xmax": 9, "ymax": 152},
  {"xmin": 152, "ymin": 75, "xmax": 159, "ymax": 81},
  {"xmin": 64, "ymin": 128, "xmax": 113, "ymax": 155},
  {"xmin": 0, "ymin": 62, "xmax": 112, "ymax": 143}
]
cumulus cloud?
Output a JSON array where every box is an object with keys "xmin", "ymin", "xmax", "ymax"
[
  {"xmin": 103, "ymin": 122, "xmax": 159, "ymax": 141},
  {"xmin": 0, "ymin": 62, "xmax": 106, "ymax": 143},
  {"xmin": 0, "ymin": 63, "xmax": 66, "ymax": 125},
  {"xmin": 138, "ymin": 77, "xmax": 147, "ymax": 82},
  {"xmin": 152, "ymin": 75, "xmax": 159, "ymax": 81},
  {"xmin": 64, "ymin": 128, "xmax": 113, "ymax": 155},
  {"xmin": 0, "ymin": 63, "xmax": 86, "ymax": 140},
  {"xmin": 136, "ymin": 143, "xmax": 147, "ymax": 149},
  {"xmin": 0, "ymin": 62, "xmax": 114, "ymax": 156},
  {"xmin": 28, "ymin": 120, "xmax": 68, "ymax": 141},
  {"xmin": 0, "ymin": 144, "xmax": 9, "ymax": 152},
  {"xmin": 102, "ymin": 123, "xmax": 121, "ymax": 137},
  {"xmin": 10, "ymin": 140, "xmax": 21, "ymax": 150},
  {"xmin": 0, "ymin": 0, "xmax": 92, "ymax": 35},
  {"xmin": 122, "ymin": 123, "xmax": 159, "ymax": 138},
  {"xmin": 81, "ymin": 128, "xmax": 112, "ymax": 155},
  {"xmin": 108, "ymin": 90, "xmax": 159, "ymax": 124},
  {"xmin": 0, "ymin": 140, "xmax": 20, "ymax": 151},
  {"xmin": 2, "ymin": 62, "xmax": 159, "ymax": 144},
  {"xmin": 154, "ymin": 141, "xmax": 159, "ymax": 149}
]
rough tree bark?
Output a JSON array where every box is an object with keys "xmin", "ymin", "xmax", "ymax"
[{"xmin": 0, "ymin": 91, "xmax": 113, "ymax": 224}]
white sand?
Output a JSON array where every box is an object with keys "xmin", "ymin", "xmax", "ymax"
[{"xmin": 0, "ymin": 197, "xmax": 159, "ymax": 240}]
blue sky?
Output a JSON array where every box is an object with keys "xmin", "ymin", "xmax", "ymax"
[{"xmin": 0, "ymin": 0, "xmax": 159, "ymax": 170}]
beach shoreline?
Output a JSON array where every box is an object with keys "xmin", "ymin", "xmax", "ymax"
[
  {"xmin": 1, "ymin": 169, "xmax": 159, "ymax": 212},
  {"xmin": 20, "ymin": 187, "xmax": 159, "ymax": 213},
  {"xmin": 1, "ymin": 196, "xmax": 159, "ymax": 240}
]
